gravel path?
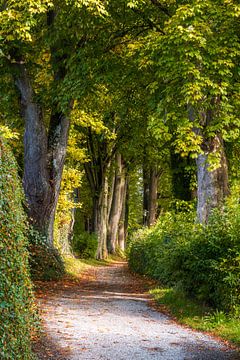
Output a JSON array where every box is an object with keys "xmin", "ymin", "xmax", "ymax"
[{"xmin": 34, "ymin": 262, "xmax": 239, "ymax": 360}]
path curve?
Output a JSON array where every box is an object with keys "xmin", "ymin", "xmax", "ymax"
[{"xmin": 34, "ymin": 262, "xmax": 239, "ymax": 360}]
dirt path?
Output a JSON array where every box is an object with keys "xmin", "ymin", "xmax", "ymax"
[{"xmin": 33, "ymin": 262, "xmax": 239, "ymax": 360}]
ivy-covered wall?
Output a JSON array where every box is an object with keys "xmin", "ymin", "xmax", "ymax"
[{"xmin": 0, "ymin": 137, "xmax": 36, "ymax": 359}]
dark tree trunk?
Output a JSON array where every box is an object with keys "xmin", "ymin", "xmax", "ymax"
[
  {"xmin": 196, "ymin": 134, "xmax": 229, "ymax": 223},
  {"xmin": 148, "ymin": 168, "xmax": 158, "ymax": 226},
  {"xmin": 124, "ymin": 179, "xmax": 129, "ymax": 240},
  {"xmin": 170, "ymin": 151, "xmax": 194, "ymax": 201},
  {"xmin": 143, "ymin": 161, "xmax": 160, "ymax": 227},
  {"xmin": 143, "ymin": 165, "xmax": 150, "ymax": 226},
  {"xmin": 16, "ymin": 65, "xmax": 70, "ymax": 246}
]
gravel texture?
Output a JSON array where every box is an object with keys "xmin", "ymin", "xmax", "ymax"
[{"xmin": 34, "ymin": 262, "xmax": 240, "ymax": 360}]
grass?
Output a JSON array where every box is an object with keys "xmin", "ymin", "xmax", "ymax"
[
  {"xmin": 63, "ymin": 254, "xmax": 124, "ymax": 280},
  {"xmin": 150, "ymin": 287, "xmax": 240, "ymax": 348}
]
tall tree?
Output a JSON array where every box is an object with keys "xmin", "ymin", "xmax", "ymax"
[
  {"xmin": 131, "ymin": 0, "xmax": 240, "ymax": 222},
  {"xmin": 1, "ymin": 0, "xmax": 107, "ymax": 244}
]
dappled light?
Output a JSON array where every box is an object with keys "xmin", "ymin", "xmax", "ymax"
[
  {"xmin": 1, "ymin": 0, "xmax": 240, "ymax": 358},
  {"xmin": 34, "ymin": 263, "xmax": 239, "ymax": 359}
]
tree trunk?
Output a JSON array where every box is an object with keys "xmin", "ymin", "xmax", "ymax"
[
  {"xmin": 16, "ymin": 65, "xmax": 70, "ymax": 246},
  {"xmin": 118, "ymin": 175, "xmax": 128, "ymax": 251},
  {"xmin": 143, "ymin": 165, "xmax": 150, "ymax": 226},
  {"xmin": 196, "ymin": 134, "xmax": 229, "ymax": 223},
  {"xmin": 170, "ymin": 151, "xmax": 194, "ymax": 201},
  {"xmin": 143, "ymin": 162, "xmax": 159, "ymax": 227},
  {"xmin": 124, "ymin": 179, "xmax": 129, "ymax": 240},
  {"xmin": 107, "ymin": 170, "xmax": 115, "ymax": 221},
  {"xmin": 84, "ymin": 149, "xmax": 111, "ymax": 259},
  {"xmin": 107, "ymin": 154, "xmax": 125, "ymax": 254},
  {"xmin": 96, "ymin": 175, "xmax": 109, "ymax": 259},
  {"xmin": 148, "ymin": 168, "xmax": 158, "ymax": 226}
]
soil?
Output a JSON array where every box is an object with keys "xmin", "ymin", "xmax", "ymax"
[{"xmin": 33, "ymin": 261, "xmax": 240, "ymax": 360}]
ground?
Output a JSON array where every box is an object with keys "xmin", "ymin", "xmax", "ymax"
[{"xmin": 33, "ymin": 261, "xmax": 240, "ymax": 360}]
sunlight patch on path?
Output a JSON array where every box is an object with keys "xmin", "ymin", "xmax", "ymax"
[{"xmin": 36, "ymin": 263, "xmax": 239, "ymax": 360}]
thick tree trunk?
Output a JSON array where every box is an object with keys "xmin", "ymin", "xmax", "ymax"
[
  {"xmin": 47, "ymin": 111, "xmax": 70, "ymax": 242},
  {"xmin": 196, "ymin": 135, "xmax": 229, "ymax": 223},
  {"xmin": 16, "ymin": 65, "xmax": 70, "ymax": 246},
  {"xmin": 148, "ymin": 168, "xmax": 158, "ymax": 226},
  {"xmin": 107, "ymin": 154, "xmax": 125, "ymax": 254},
  {"xmin": 84, "ymin": 154, "xmax": 110, "ymax": 259}
]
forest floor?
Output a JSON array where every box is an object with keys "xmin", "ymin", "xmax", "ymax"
[{"xmin": 33, "ymin": 261, "xmax": 240, "ymax": 360}]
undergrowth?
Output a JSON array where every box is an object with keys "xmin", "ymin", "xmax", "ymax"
[
  {"xmin": 128, "ymin": 198, "xmax": 240, "ymax": 345},
  {"xmin": 28, "ymin": 228, "xmax": 65, "ymax": 281},
  {"xmin": 151, "ymin": 287, "xmax": 240, "ymax": 347}
]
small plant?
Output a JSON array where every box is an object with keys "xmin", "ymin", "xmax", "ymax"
[{"xmin": 203, "ymin": 310, "xmax": 227, "ymax": 329}]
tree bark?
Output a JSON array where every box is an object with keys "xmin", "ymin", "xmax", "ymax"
[
  {"xmin": 124, "ymin": 179, "xmax": 129, "ymax": 240},
  {"xmin": 84, "ymin": 145, "xmax": 110, "ymax": 259},
  {"xmin": 107, "ymin": 153, "xmax": 125, "ymax": 254},
  {"xmin": 16, "ymin": 65, "xmax": 70, "ymax": 246},
  {"xmin": 118, "ymin": 175, "xmax": 128, "ymax": 251},
  {"xmin": 148, "ymin": 167, "xmax": 158, "ymax": 226},
  {"xmin": 96, "ymin": 175, "xmax": 109, "ymax": 259},
  {"xmin": 196, "ymin": 134, "xmax": 229, "ymax": 223},
  {"xmin": 143, "ymin": 161, "xmax": 159, "ymax": 227},
  {"xmin": 143, "ymin": 165, "xmax": 150, "ymax": 226}
]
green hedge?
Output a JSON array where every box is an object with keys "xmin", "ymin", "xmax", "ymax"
[
  {"xmin": 0, "ymin": 138, "xmax": 36, "ymax": 359},
  {"xmin": 128, "ymin": 204, "xmax": 240, "ymax": 313}
]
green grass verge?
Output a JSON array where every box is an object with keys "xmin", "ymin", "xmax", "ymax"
[{"xmin": 150, "ymin": 287, "xmax": 240, "ymax": 347}]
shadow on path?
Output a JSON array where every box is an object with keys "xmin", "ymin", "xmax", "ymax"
[{"xmin": 33, "ymin": 261, "xmax": 240, "ymax": 360}]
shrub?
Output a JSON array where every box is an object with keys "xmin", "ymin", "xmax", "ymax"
[
  {"xmin": 128, "ymin": 204, "xmax": 240, "ymax": 313},
  {"xmin": 72, "ymin": 231, "xmax": 98, "ymax": 259},
  {"xmin": 28, "ymin": 228, "xmax": 65, "ymax": 281},
  {"xmin": 0, "ymin": 138, "xmax": 36, "ymax": 359}
]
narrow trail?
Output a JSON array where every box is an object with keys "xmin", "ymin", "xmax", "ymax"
[{"xmin": 33, "ymin": 262, "xmax": 239, "ymax": 360}]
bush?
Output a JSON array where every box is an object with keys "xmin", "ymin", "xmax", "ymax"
[
  {"xmin": 72, "ymin": 231, "xmax": 98, "ymax": 259},
  {"xmin": 28, "ymin": 228, "xmax": 65, "ymax": 281},
  {"xmin": 0, "ymin": 138, "xmax": 36, "ymax": 359},
  {"xmin": 128, "ymin": 204, "xmax": 240, "ymax": 313}
]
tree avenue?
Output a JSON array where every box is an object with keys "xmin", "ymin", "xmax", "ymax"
[
  {"xmin": 1, "ymin": 0, "xmax": 240, "ymax": 257},
  {"xmin": 1, "ymin": 0, "xmax": 240, "ymax": 357}
]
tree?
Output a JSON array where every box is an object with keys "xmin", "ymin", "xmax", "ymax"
[
  {"xmin": 0, "ymin": 0, "xmax": 108, "ymax": 245},
  {"xmin": 130, "ymin": 0, "xmax": 240, "ymax": 222}
]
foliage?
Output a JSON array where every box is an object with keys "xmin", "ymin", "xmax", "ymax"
[
  {"xmin": 128, "ymin": 200, "xmax": 240, "ymax": 313},
  {"xmin": 0, "ymin": 138, "xmax": 36, "ymax": 359},
  {"xmin": 151, "ymin": 287, "xmax": 240, "ymax": 346},
  {"xmin": 55, "ymin": 166, "xmax": 83, "ymax": 256},
  {"xmin": 72, "ymin": 231, "xmax": 98, "ymax": 259},
  {"xmin": 28, "ymin": 228, "xmax": 65, "ymax": 281},
  {"xmin": 72, "ymin": 208, "xmax": 98, "ymax": 260}
]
